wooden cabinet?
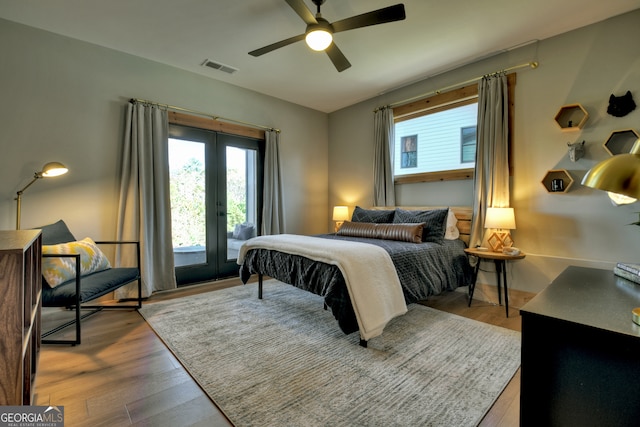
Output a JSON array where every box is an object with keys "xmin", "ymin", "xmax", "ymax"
[{"xmin": 0, "ymin": 230, "xmax": 42, "ymax": 405}]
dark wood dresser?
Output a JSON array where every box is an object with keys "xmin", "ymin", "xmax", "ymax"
[
  {"xmin": 520, "ymin": 265, "xmax": 640, "ymax": 426},
  {"xmin": 0, "ymin": 230, "xmax": 42, "ymax": 405}
]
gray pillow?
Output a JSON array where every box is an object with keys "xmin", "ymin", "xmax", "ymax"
[
  {"xmin": 233, "ymin": 223, "xmax": 256, "ymax": 240},
  {"xmin": 393, "ymin": 208, "xmax": 448, "ymax": 243},
  {"xmin": 351, "ymin": 206, "xmax": 395, "ymax": 223},
  {"xmin": 35, "ymin": 220, "xmax": 77, "ymax": 245}
]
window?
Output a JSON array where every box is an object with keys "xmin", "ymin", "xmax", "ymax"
[
  {"xmin": 400, "ymin": 135, "xmax": 418, "ymax": 168},
  {"xmin": 460, "ymin": 126, "xmax": 477, "ymax": 163},
  {"xmin": 394, "ymin": 102, "xmax": 478, "ymax": 177},
  {"xmin": 392, "ymin": 74, "xmax": 515, "ymax": 184}
]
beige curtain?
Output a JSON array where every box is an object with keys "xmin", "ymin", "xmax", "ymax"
[
  {"xmin": 373, "ymin": 107, "xmax": 396, "ymax": 206},
  {"xmin": 116, "ymin": 101, "xmax": 176, "ymax": 298},
  {"xmin": 262, "ymin": 130, "xmax": 284, "ymax": 235},
  {"xmin": 470, "ymin": 74, "xmax": 510, "ymax": 247}
]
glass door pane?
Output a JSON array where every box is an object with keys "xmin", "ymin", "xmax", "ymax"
[
  {"xmin": 169, "ymin": 138, "xmax": 206, "ymax": 268},
  {"xmin": 225, "ymin": 146, "xmax": 258, "ymax": 260}
]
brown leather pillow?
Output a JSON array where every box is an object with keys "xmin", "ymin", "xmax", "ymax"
[{"xmin": 337, "ymin": 221, "xmax": 425, "ymax": 243}]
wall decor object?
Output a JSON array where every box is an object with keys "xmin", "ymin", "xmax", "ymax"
[
  {"xmin": 607, "ymin": 91, "xmax": 636, "ymax": 117},
  {"xmin": 603, "ymin": 129, "xmax": 640, "ymax": 156},
  {"xmin": 542, "ymin": 169, "xmax": 574, "ymax": 193},
  {"xmin": 567, "ymin": 140, "xmax": 585, "ymax": 162},
  {"xmin": 554, "ymin": 104, "xmax": 589, "ymax": 131},
  {"xmin": 551, "ymin": 178, "xmax": 565, "ymax": 192}
]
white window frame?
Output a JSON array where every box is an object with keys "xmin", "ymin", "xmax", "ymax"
[{"xmin": 392, "ymin": 75, "xmax": 515, "ymax": 184}]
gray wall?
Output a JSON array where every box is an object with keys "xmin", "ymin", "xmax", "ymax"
[
  {"xmin": 329, "ymin": 9, "xmax": 640, "ymax": 293},
  {"xmin": 2, "ymin": 10, "xmax": 639, "ymax": 295},
  {"xmin": 0, "ymin": 18, "xmax": 328, "ymax": 239}
]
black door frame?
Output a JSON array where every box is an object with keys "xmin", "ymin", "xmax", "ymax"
[{"xmin": 169, "ymin": 124, "xmax": 264, "ymax": 286}]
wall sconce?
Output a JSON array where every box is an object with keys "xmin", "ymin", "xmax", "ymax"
[
  {"xmin": 485, "ymin": 207, "xmax": 516, "ymax": 252},
  {"xmin": 582, "ymin": 139, "xmax": 640, "ymax": 205},
  {"xmin": 332, "ymin": 206, "xmax": 349, "ymax": 232},
  {"xmin": 15, "ymin": 162, "xmax": 68, "ymax": 229}
]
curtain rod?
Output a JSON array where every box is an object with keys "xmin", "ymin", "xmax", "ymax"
[
  {"xmin": 130, "ymin": 98, "xmax": 280, "ymax": 133},
  {"xmin": 378, "ymin": 61, "xmax": 539, "ymax": 111}
]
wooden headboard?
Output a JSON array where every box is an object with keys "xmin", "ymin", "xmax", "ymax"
[{"xmin": 370, "ymin": 206, "xmax": 472, "ymax": 246}]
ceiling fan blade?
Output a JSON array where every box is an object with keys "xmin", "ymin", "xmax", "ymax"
[
  {"xmin": 325, "ymin": 43, "xmax": 351, "ymax": 72},
  {"xmin": 285, "ymin": 0, "xmax": 318, "ymax": 25},
  {"xmin": 249, "ymin": 33, "xmax": 306, "ymax": 57},
  {"xmin": 331, "ymin": 4, "xmax": 406, "ymax": 33}
]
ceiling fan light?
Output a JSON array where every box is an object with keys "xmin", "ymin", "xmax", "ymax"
[{"xmin": 305, "ymin": 29, "xmax": 332, "ymax": 51}]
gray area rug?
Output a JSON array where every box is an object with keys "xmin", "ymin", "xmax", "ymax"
[{"xmin": 139, "ymin": 280, "xmax": 521, "ymax": 427}]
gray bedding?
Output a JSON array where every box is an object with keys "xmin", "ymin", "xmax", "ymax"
[{"xmin": 239, "ymin": 234, "xmax": 473, "ymax": 335}]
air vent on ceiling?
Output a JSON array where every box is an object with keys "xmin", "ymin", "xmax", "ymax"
[{"xmin": 201, "ymin": 59, "xmax": 238, "ymax": 74}]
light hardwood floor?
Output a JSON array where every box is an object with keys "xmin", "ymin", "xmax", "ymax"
[{"xmin": 35, "ymin": 278, "xmax": 534, "ymax": 427}]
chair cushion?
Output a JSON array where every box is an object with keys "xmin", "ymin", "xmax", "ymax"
[
  {"xmin": 42, "ymin": 267, "xmax": 140, "ymax": 307},
  {"xmin": 36, "ymin": 220, "xmax": 76, "ymax": 245}
]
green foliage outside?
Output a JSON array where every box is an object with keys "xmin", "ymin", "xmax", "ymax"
[{"xmin": 170, "ymin": 157, "xmax": 247, "ymax": 247}]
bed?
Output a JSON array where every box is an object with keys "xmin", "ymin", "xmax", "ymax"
[{"xmin": 237, "ymin": 206, "xmax": 474, "ymax": 346}]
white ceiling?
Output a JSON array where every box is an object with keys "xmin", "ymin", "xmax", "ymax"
[{"xmin": 1, "ymin": 0, "xmax": 639, "ymax": 113}]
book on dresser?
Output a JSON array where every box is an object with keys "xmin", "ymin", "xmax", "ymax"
[
  {"xmin": 616, "ymin": 262, "xmax": 640, "ymax": 276},
  {"xmin": 614, "ymin": 263, "xmax": 640, "ymax": 285}
]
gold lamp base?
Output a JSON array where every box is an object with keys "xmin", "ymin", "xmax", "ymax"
[{"xmin": 487, "ymin": 231, "xmax": 513, "ymax": 252}]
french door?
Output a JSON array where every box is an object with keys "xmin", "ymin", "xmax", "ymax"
[{"xmin": 168, "ymin": 124, "xmax": 263, "ymax": 285}]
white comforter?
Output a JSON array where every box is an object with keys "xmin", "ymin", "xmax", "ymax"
[{"xmin": 238, "ymin": 234, "xmax": 407, "ymax": 341}]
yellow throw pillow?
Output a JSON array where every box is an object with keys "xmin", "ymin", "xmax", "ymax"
[{"xmin": 42, "ymin": 237, "xmax": 111, "ymax": 288}]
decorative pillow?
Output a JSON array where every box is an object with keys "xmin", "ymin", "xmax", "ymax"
[
  {"xmin": 35, "ymin": 219, "xmax": 76, "ymax": 245},
  {"xmin": 393, "ymin": 208, "xmax": 448, "ymax": 243},
  {"xmin": 444, "ymin": 208, "xmax": 460, "ymax": 240},
  {"xmin": 42, "ymin": 237, "xmax": 112, "ymax": 288},
  {"xmin": 233, "ymin": 223, "xmax": 256, "ymax": 240},
  {"xmin": 351, "ymin": 206, "xmax": 395, "ymax": 223},
  {"xmin": 337, "ymin": 221, "xmax": 425, "ymax": 243}
]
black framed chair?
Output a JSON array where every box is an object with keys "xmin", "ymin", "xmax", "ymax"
[{"xmin": 38, "ymin": 220, "xmax": 142, "ymax": 345}]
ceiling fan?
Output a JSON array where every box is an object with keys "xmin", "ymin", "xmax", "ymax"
[{"xmin": 249, "ymin": 0, "xmax": 406, "ymax": 72}]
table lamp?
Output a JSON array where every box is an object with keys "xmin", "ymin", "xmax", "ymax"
[
  {"xmin": 15, "ymin": 162, "xmax": 68, "ymax": 229},
  {"xmin": 485, "ymin": 207, "xmax": 516, "ymax": 252},
  {"xmin": 582, "ymin": 139, "xmax": 640, "ymax": 204},
  {"xmin": 332, "ymin": 206, "xmax": 349, "ymax": 232}
]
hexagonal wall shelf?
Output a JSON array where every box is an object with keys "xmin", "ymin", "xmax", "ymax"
[
  {"xmin": 554, "ymin": 104, "xmax": 589, "ymax": 131},
  {"xmin": 541, "ymin": 169, "xmax": 574, "ymax": 193},
  {"xmin": 603, "ymin": 129, "xmax": 640, "ymax": 156}
]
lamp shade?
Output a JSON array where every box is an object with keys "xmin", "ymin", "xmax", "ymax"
[
  {"xmin": 485, "ymin": 207, "xmax": 516, "ymax": 229},
  {"xmin": 332, "ymin": 206, "xmax": 349, "ymax": 221},
  {"xmin": 581, "ymin": 139, "xmax": 640, "ymax": 200},
  {"xmin": 40, "ymin": 162, "xmax": 68, "ymax": 177}
]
